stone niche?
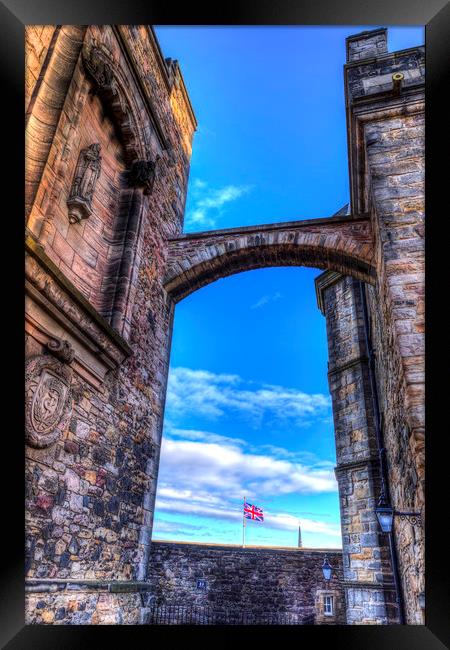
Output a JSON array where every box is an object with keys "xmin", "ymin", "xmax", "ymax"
[{"xmin": 57, "ymin": 94, "xmax": 127, "ymax": 318}]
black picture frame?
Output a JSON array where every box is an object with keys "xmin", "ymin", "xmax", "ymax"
[{"xmin": 2, "ymin": 0, "xmax": 449, "ymax": 647}]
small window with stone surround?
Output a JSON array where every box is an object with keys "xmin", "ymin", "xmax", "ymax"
[{"xmin": 323, "ymin": 595, "xmax": 334, "ymax": 616}]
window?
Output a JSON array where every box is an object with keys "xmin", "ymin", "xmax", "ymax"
[{"xmin": 323, "ymin": 595, "xmax": 334, "ymax": 616}]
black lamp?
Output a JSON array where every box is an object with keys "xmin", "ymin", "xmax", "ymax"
[
  {"xmin": 322, "ymin": 556, "xmax": 332, "ymax": 581},
  {"xmin": 375, "ymin": 489, "xmax": 422, "ymax": 533},
  {"xmin": 375, "ymin": 490, "xmax": 394, "ymax": 533}
]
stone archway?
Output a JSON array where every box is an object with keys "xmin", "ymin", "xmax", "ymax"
[{"xmin": 163, "ymin": 214, "xmax": 375, "ymax": 302}]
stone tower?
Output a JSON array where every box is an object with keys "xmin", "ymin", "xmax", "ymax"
[{"xmin": 315, "ymin": 28, "xmax": 424, "ymax": 624}]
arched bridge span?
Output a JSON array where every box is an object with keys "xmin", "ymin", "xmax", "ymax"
[{"xmin": 164, "ymin": 214, "xmax": 375, "ymax": 302}]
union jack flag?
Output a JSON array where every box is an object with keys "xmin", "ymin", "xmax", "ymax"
[{"xmin": 244, "ymin": 502, "xmax": 264, "ymax": 522}]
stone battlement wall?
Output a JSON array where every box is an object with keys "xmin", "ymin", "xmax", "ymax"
[{"xmin": 146, "ymin": 541, "xmax": 345, "ymax": 624}]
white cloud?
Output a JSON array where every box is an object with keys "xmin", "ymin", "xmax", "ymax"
[
  {"xmin": 192, "ymin": 178, "xmax": 207, "ymax": 190},
  {"xmin": 186, "ymin": 179, "xmax": 252, "ymax": 229},
  {"xmin": 165, "ymin": 366, "xmax": 331, "ymax": 427},
  {"xmin": 157, "ymin": 486, "xmax": 223, "ymax": 505},
  {"xmin": 158, "ymin": 436, "xmax": 337, "ymax": 498},
  {"xmin": 257, "ymin": 445, "xmax": 334, "ymax": 467},
  {"xmin": 167, "ymin": 426, "xmax": 247, "ymax": 448},
  {"xmin": 250, "ymin": 292, "xmax": 282, "ymax": 310},
  {"xmin": 196, "ymin": 125, "xmax": 217, "ymax": 138},
  {"xmin": 152, "ymin": 519, "xmax": 203, "ymax": 534},
  {"xmin": 155, "ymin": 368, "xmax": 339, "ymax": 546}
]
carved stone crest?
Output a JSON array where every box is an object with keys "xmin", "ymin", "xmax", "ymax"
[
  {"xmin": 25, "ymin": 355, "xmax": 73, "ymax": 449},
  {"xmin": 67, "ymin": 143, "xmax": 102, "ymax": 224},
  {"xmin": 128, "ymin": 157, "xmax": 160, "ymax": 195}
]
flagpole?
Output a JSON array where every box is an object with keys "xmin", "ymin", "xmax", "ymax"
[{"xmin": 242, "ymin": 495, "xmax": 246, "ymax": 548}]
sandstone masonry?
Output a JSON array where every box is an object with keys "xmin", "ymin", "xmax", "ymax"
[{"xmin": 25, "ymin": 25, "xmax": 196, "ymax": 625}]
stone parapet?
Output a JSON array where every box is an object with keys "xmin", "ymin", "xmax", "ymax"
[
  {"xmin": 165, "ymin": 215, "xmax": 375, "ymax": 302},
  {"xmin": 146, "ymin": 541, "xmax": 345, "ymax": 624}
]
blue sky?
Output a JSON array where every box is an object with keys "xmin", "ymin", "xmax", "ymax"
[{"xmin": 152, "ymin": 26, "xmax": 425, "ymax": 548}]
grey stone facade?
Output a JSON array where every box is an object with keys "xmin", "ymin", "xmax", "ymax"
[
  {"xmin": 346, "ymin": 27, "xmax": 425, "ymax": 625},
  {"xmin": 316, "ymin": 273, "xmax": 398, "ymax": 624},
  {"xmin": 146, "ymin": 541, "xmax": 345, "ymax": 624}
]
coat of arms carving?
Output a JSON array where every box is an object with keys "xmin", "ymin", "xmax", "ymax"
[{"xmin": 25, "ymin": 356, "xmax": 73, "ymax": 449}]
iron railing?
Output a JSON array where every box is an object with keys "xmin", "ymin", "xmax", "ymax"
[{"xmin": 145, "ymin": 604, "xmax": 315, "ymax": 625}]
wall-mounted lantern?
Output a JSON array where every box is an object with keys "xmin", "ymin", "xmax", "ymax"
[
  {"xmin": 375, "ymin": 490, "xmax": 422, "ymax": 534},
  {"xmin": 322, "ymin": 556, "xmax": 332, "ymax": 581},
  {"xmin": 375, "ymin": 491, "xmax": 395, "ymax": 533}
]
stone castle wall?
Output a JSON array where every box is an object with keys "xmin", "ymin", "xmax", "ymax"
[
  {"xmin": 316, "ymin": 273, "xmax": 398, "ymax": 624},
  {"xmin": 312, "ymin": 29, "xmax": 424, "ymax": 625},
  {"xmin": 25, "ymin": 24, "xmax": 196, "ymax": 624},
  {"xmin": 146, "ymin": 542, "xmax": 345, "ymax": 624},
  {"xmin": 25, "ymin": 25, "xmax": 57, "ymax": 110},
  {"xmin": 345, "ymin": 30, "xmax": 425, "ymax": 624},
  {"xmin": 363, "ymin": 104, "xmax": 425, "ymax": 626}
]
